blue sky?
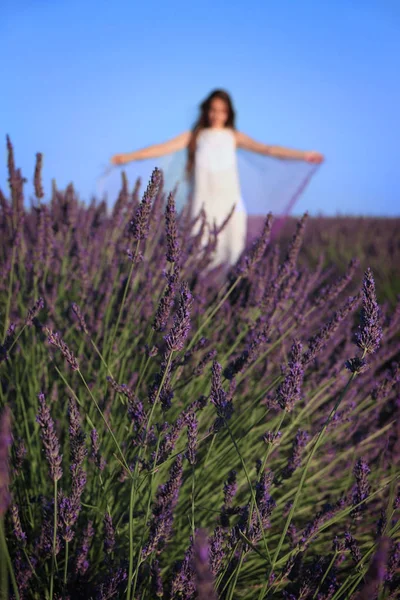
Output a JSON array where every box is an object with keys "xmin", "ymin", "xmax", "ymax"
[{"xmin": 1, "ymin": 0, "xmax": 399, "ymax": 216}]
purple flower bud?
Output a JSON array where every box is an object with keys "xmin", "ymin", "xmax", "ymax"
[
  {"xmin": 303, "ymin": 295, "xmax": 361, "ymax": 365},
  {"xmin": 223, "ymin": 470, "xmax": 238, "ymax": 508},
  {"xmin": 344, "ymin": 531, "xmax": 362, "ymax": 564},
  {"xmin": 129, "ymin": 168, "xmax": 162, "ymax": 241},
  {"xmin": 11, "ymin": 503, "xmax": 27, "ymax": 545},
  {"xmin": 355, "ymin": 268, "xmax": 383, "ymax": 355},
  {"xmin": 209, "ymin": 527, "xmax": 225, "ymax": 575},
  {"xmin": 153, "ymin": 264, "xmax": 180, "ymax": 332},
  {"xmin": 165, "ymin": 190, "xmax": 181, "ymax": 263},
  {"xmin": 44, "ymin": 326, "xmax": 79, "ymax": 371},
  {"xmin": 34, "ymin": 152, "xmax": 44, "ymax": 200},
  {"xmin": 151, "ymin": 559, "xmax": 164, "ymax": 597},
  {"xmin": 104, "ymin": 512, "xmax": 115, "ymax": 555},
  {"xmin": 186, "ymin": 412, "xmax": 198, "ymax": 466},
  {"xmin": 71, "ymin": 303, "xmax": 89, "ymax": 335},
  {"xmin": 164, "ymin": 282, "xmax": 193, "ymax": 352},
  {"xmin": 210, "ymin": 361, "xmax": 233, "ymax": 431},
  {"xmin": 142, "ymin": 455, "xmax": 183, "ymax": 558},
  {"xmin": 281, "ymin": 430, "xmax": 309, "ymax": 480},
  {"xmin": 236, "ymin": 213, "xmax": 273, "ymax": 277},
  {"xmin": 351, "ymin": 457, "xmax": 371, "ymax": 519},
  {"xmin": 25, "ymin": 297, "xmax": 44, "ymax": 326},
  {"xmin": 75, "ymin": 520, "xmax": 94, "ymax": 575},
  {"xmin": 90, "ymin": 429, "xmax": 106, "ymax": 471},
  {"xmin": 276, "ymin": 340, "xmax": 304, "ymax": 413},
  {"xmin": 36, "ymin": 393, "xmax": 63, "ymax": 482}
]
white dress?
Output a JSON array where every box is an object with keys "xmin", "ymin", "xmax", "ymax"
[{"xmin": 192, "ymin": 128, "xmax": 247, "ymax": 268}]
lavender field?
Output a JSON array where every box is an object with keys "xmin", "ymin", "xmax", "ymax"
[{"xmin": 0, "ymin": 141, "xmax": 399, "ymax": 600}]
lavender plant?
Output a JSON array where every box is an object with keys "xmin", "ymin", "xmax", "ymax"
[{"xmin": 0, "ymin": 139, "xmax": 399, "ymax": 599}]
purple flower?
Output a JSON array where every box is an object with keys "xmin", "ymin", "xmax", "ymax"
[
  {"xmin": 210, "ymin": 361, "xmax": 233, "ymax": 431},
  {"xmin": 345, "ymin": 356, "xmax": 369, "ymax": 374},
  {"xmin": 314, "ymin": 258, "xmax": 359, "ymax": 308},
  {"xmin": 90, "ymin": 429, "xmax": 106, "ymax": 471},
  {"xmin": 280, "ymin": 430, "xmax": 309, "ymax": 480},
  {"xmin": 151, "ymin": 560, "xmax": 164, "ymax": 597},
  {"xmin": 43, "ymin": 326, "xmax": 79, "ymax": 371},
  {"xmin": 351, "ymin": 457, "xmax": 371, "ymax": 519},
  {"xmin": 186, "ymin": 412, "xmax": 198, "ymax": 466},
  {"xmin": 11, "ymin": 503, "xmax": 27, "ymax": 545},
  {"xmin": 129, "ymin": 167, "xmax": 162, "ymax": 241},
  {"xmin": 104, "ymin": 512, "xmax": 115, "ymax": 555},
  {"xmin": 165, "ymin": 190, "xmax": 181, "ymax": 263},
  {"xmin": 276, "ymin": 340, "xmax": 304, "ymax": 413},
  {"xmin": 14, "ymin": 550, "xmax": 37, "ymax": 597},
  {"xmin": 263, "ymin": 431, "xmax": 282, "ymax": 445},
  {"xmin": 36, "ymin": 393, "xmax": 63, "ymax": 482},
  {"xmin": 303, "ymin": 295, "xmax": 361, "ymax": 365},
  {"xmin": 223, "ymin": 470, "xmax": 238, "ymax": 508},
  {"xmin": 170, "ymin": 539, "xmax": 196, "ymax": 599},
  {"xmin": 156, "ymin": 416, "xmax": 186, "ymax": 464},
  {"xmin": 96, "ymin": 567, "xmax": 127, "ymax": 600},
  {"xmin": 71, "ymin": 302, "xmax": 89, "ymax": 335},
  {"xmin": 153, "ymin": 264, "xmax": 180, "ymax": 332},
  {"xmin": 58, "ymin": 491, "xmax": 80, "ymax": 542},
  {"xmin": 236, "ymin": 213, "xmax": 273, "ymax": 277},
  {"xmin": 25, "ymin": 297, "xmax": 44, "ymax": 326},
  {"xmin": 355, "ymin": 268, "xmax": 383, "ymax": 355},
  {"xmin": 0, "ymin": 406, "xmax": 12, "ymax": 517},
  {"xmin": 344, "ymin": 531, "xmax": 362, "ymax": 564},
  {"xmin": 164, "ymin": 282, "xmax": 193, "ymax": 352},
  {"xmin": 142, "ymin": 454, "xmax": 183, "ymax": 558},
  {"xmin": 34, "ymin": 152, "xmax": 44, "ymax": 200},
  {"xmin": 209, "ymin": 527, "xmax": 225, "ymax": 576},
  {"xmin": 75, "ymin": 520, "xmax": 94, "ymax": 575}
]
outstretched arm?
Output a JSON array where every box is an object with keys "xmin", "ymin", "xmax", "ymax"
[
  {"xmin": 235, "ymin": 131, "xmax": 324, "ymax": 163},
  {"xmin": 111, "ymin": 131, "xmax": 191, "ymax": 165}
]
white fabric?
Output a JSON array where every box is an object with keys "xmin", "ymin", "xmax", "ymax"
[{"xmin": 192, "ymin": 128, "xmax": 247, "ymax": 267}]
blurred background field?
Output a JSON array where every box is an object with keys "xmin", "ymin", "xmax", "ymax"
[{"xmin": 248, "ymin": 216, "xmax": 400, "ymax": 306}]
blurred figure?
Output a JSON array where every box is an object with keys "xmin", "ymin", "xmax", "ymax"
[{"xmin": 111, "ymin": 89, "xmax": 324, "ymax": 267}]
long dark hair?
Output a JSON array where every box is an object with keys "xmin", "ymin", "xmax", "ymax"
[{"xmin": 186, "ymin": 89, "xmax": 236, "ymax": 175}]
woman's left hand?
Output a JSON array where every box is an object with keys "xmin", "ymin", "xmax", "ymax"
[{"xmin": 304, "ymin": 151, "xmax": 324, "ymax": 164}]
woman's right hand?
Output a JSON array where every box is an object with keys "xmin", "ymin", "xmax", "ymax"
[{"xmin": 110, "ymin": 153, "xmax": 129, "ymax": 165}]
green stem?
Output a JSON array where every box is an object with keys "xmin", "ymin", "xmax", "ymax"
[
  {"xmin": 312, "ymin": 551, "xmax": 338, "ymax": 599},
  {"xmin": 0, "ymin": 517, "xmax": 20, "ymax": 600},
  {"xmin": 107, "ymin": 241, "xmax": 140, "ymax": 361},
  {"xmin": 50, "ymin": 479, "xmax": 58, "ymax": 600},
  {"xmin": 63, "ymin": 541, "xmax": 69, "ymax": 588},
  {"xmin": 78, "ymin": 370, "xmax": 132, "ymax": 477},
  {"xmin": 225, "ymin": 422, "xmax": 271, "ymax": 562}
]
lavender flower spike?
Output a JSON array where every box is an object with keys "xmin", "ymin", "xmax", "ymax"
[
  {"xmin": 36, "ymin": 392, "xmax": 63, "ymax": 482},
  {"xmin": 129, "ymin": 167, "xmax": 162, "ymax": 241},
  {"xmin": 165, "ymin": 189, "xmax": 181, "ymax": 264},
  {"xmin": 355, "ymin": 267, "xmax": 383, "ymax": 355},
  {"xmin": 164, "ymin": 282, "xmax": 193, "ymax": 352},
  {"xmin": 276, "ymin": 340, "xmax": 304, "ymax": 413},
  {"xmin": 43, "ymin": 326, "xmax": 79, "ymax": 371},
  {"xmin": 0, "ymin": 406, "xmax": 12, "ymax": 517},
  {"xmin": 351, "ymin": 457, "xmax": 371, "ymax": 519}
]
